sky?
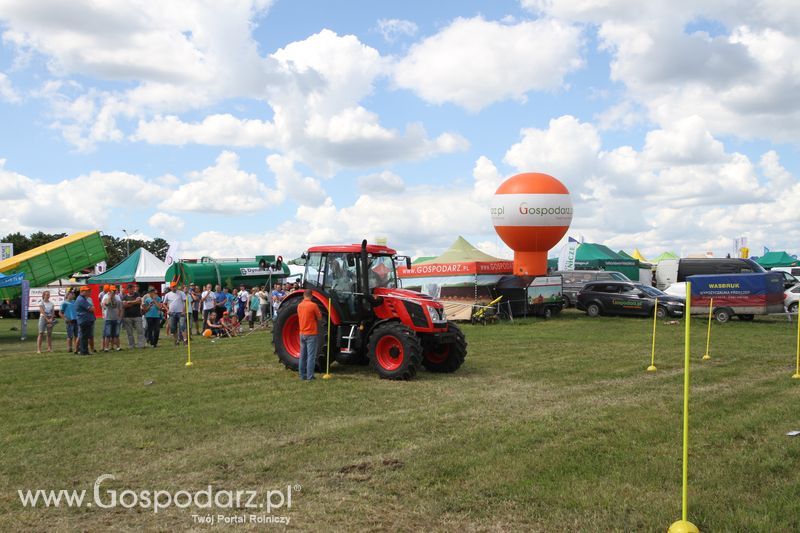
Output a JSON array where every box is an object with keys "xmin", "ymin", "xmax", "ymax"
[{"xmin": 1, "ymin": 0, "xmax": 799, "ymax": 261}]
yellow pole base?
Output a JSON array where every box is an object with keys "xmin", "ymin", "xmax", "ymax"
[
  {"xmin": 185, "ymin": 361, "xmax": 193, "ymax": 367},
  {"xmin": 668, "ymin": 519, "xmax": 700, "ymax": 533},
  {"xmin": 702, "ymin": 354, "xmax": 711, "ymax": 361},
  {"xmin": 322, "ymin": 373, "xmax": 332, "ymax": 380},
  {"xmin": 792, "ymin": 373, "xmax": 800, "ymax": 379},
  {"xmin": 646, "ymin": 365, "xmax": 657, "ymax": 372}
]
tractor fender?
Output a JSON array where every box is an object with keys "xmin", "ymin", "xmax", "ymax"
[
  {"xmin": 365, "ymin": 317, "xmax": 402, "ymax": 341},
  {"xmin": 279, "ymin": 290, "xmax": 342, "ymax": 325}
]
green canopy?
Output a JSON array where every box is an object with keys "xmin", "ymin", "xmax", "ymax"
[
  {"xmin": 617, "ymin": 250, "xmax": 635, "ymax": 260},
  {"xmin": 653, "ymin": 251, "xmax": 679, "ymax": 263},
  {"xmin": 412, "ymin": 256, "xmax": 436, "ymax": 264},
  {"xmin": 572, "ymin": 243, "xmax": 640, "ymax": 280},
  {"xmin": 415, "ymin": 236, "xmax": 505, "ymax": 264},
  {"xmin": 756, "ymin": 251, "xmax": 799, "ymax": 269}
]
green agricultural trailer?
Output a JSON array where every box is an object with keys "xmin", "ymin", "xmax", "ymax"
[
  {"xmin": 0, "ymin": 231, "xmax": 107, "ymax": 298},
  {"xmin": 165, "ymin": 255, "xmax": 291, "ymax": 288}
]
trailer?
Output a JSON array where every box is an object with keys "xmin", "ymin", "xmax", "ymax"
[{"xmin": 687, "ymin": 272, "xmax": 784, "ymax": 322}]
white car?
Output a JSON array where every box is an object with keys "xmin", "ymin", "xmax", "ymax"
[
  {"xmin": 785, "ymin": 283, "xmax": 800, "ymax": 313},
  {"xmin": 662, "ymin": 282, "xmax": 687, "ymax": 299}
]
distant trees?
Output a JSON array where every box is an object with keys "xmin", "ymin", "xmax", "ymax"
[{"xmin": 1, "ymin": 231, "xmax": 169, "ymax": 268}]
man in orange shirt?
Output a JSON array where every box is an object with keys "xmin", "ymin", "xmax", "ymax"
[{"xmin": 297, "ymin": 289, "xmax": 322, "ymax": 380}]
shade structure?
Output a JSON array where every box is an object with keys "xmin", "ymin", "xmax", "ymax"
[
  {"xmin": 88, "ymin": 248, "xmax": 167, "ymax": 284},
  {"xmin": 398, "ymin": 236, "xmax": 513, "ymax": 301},
  {"xmin": 756, "ymin": 251, "xmax": 798, "ymax": 269},
  {"xmin": 652, "ymin": 251, "xmax": 679, "ymax": 263}
]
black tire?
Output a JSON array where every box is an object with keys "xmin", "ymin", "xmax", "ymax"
[
  {"xmin": 714, "ymin": 308, "xmax": 732, "ymax": 323},
  {"xmin": 368, "ymin": 322, "xmax": 423, "ymax": 380},
  {"xmin": 422, "ymin": 322, "xmax": 466, "ymax": 373},
  {"xmin": 273, "ymin": 298, "xmax": 326, "ymax": 371},
  {"xmin": 586, "ymin": 303, "xmax": 601, "ymax": 317},
  {"xmin": 656, "ymin": 306, "xmax": 667, "ymax": 319},
  {"xmin": 738, "ymin": 314, "xmax": 755, "ymax": 321},
  {"xmin": 790, "ymin": 303, "xmax": 799, "ymax": 314}
]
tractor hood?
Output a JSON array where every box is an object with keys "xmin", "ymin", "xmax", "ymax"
[{"xmin": 373, "ymin": 287, "xmax": 434, "ymax": 302}]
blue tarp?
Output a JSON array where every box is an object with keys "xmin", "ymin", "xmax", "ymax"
[{"xmin": 0, "ymin": 272, "xmax": 23, "ymax": 288}]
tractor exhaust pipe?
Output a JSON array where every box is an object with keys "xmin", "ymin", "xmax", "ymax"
[{"xmin": 361, "ymin": 239, "xmax": 377, "ymax": 307}]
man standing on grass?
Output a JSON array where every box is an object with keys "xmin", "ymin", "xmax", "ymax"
[
  {"xmin": 102, "ymin": 286, "xmax": 122, "ymax": 351},
  {"xmin": 297, "ymin": 289, "xmax": 322, "ymax": 381},
  {"xmin": 74, "ymin": 286, "xmax": 95, "ymax": 356},
  {"xmin": 163, "ymin": 283, "xmax": 187, "ymax": 345},
  {"xmin": 60, "ymin": 290, "xmax": 78, "ymax": 353},
  {"xmin": 121, "ymin": 284, "xmax": 144, "ymax": 349}
]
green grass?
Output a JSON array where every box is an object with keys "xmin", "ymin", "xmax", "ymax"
[{"xmin": 1, "ymin": 311, "xmax": 799, "ymax": 531}]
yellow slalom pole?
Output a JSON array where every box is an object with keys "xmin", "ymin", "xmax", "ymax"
[
  {"xmin": 185, "ymin": 287, "xmax": 193, "ymax": 367},
  {"xmin": 647, "ymin": 297, "xmax": 658, "ymax": 371},
  {"xmin": 793, "ymin": 306, "xmax": 800, "ymax": 379},
  {"xmin": 669, "ymin": 282, "xmax": 698, "ymax": 533},
  {"xmin": 702, "ymin": 298, "xmax": 713, "ymax": 361},
  {"xmin": 322, "ymin": 297, "xmax": 332, "ymax": 379}
]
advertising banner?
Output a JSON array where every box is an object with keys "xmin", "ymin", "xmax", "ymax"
[
  {"xmin": 0, "ymin": 272, "xmax": 23, "ymax": 288},
  {"xmin": 0, "ymin": 243, "xmax": 12, "ymax": 261},
  {"xmin": 398, "ymin": 261, "xmax": 512, "ymax": 278},
  {"xmin": 688, "ymin": 272, "xmax": 784, "ymax": 314}
]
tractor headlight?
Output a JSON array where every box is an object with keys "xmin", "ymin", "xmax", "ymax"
[{"xmin": 426, "ymin": 305, "xmax": 447, "ymax": 324}]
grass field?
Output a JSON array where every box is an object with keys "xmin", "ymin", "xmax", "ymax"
[{"xmin": 1, "ymin": 310, "xmax": 799, "ymax": 531}]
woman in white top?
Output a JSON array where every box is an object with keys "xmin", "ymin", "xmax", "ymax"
[{"xmin": 37, "ymin": 290, "xmax": 55, "ymax": 353}]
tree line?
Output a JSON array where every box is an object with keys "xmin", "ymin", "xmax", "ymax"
[{"xmin": 1, "ymin": 232, "xmax": 169, "ymax": 269}]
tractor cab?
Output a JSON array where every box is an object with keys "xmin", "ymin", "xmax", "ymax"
[{"xmin": 302, "ymin": 243, "xmax": 405, "ymax": 323}]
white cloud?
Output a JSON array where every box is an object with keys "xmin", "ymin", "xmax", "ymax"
[
  {"xmin": 132, "ymin": 114, "xmax": 277, "ymax": 146},
  {"xmin": 0, "ymin": 72, "xmax": 21, "ymax": 103},
  {"xmin": 160, "ymin": 151, "xmax": 281, "ymax": 213},
  {"xmin": 376, "ymin": 18, "xmax": 418, "ymax": 43},
  {"xmin": 357, "ymin": 171, "xmax": 405, "ymax": 195},
  {"xmin": 265, "ymin": 154, "xmax": 326, "ymax": 207},
  {"xmin": 526, "ymin": 1, "xmax": 800, "ymax": 143},
  {"xmin": 393, "ymin": 16, "xmax": 584, "ymax": 111},
  {"xmin": 148, "ymin": 212, "xmax": 185, "ymax": 237}
]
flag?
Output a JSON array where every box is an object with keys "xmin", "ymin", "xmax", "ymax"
[
  {"xmin": 557, "ymin": 238, "xmax": 579, "ymax": 271},
  {"xmin": 165, "ymin": 242, "xmax": 182, "ymax": 266}
]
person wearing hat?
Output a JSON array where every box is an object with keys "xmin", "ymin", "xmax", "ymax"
[
  {"xmin": 101, "ymin": 285, "xmax": 123, "ymax": 352},
  {"xmin": 121, "ymin": 283, "xmax": 144, "ymax": 349},
  {"xmin": 142, "ymin": 286, "xmax": 163, "ymax": 347},
  {"xmin": 74, "ymin": 286, "xmax": 96, "ymax": 356}
]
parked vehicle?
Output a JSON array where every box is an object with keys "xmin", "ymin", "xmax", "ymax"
[
  {"xmin": 770, "ymin": 269, "xmax": 800, "ymax": 289},
  {"xmin": 687, "ymin": 272, "xmax": 784, "ymax": 322},
  {"xmin": 552, "ymin": 270, "xmax": 631, "ymax": 307},
  {"xmin": 527, "ymin": 276, "xmax": 565, "ymax": 318},
  {"xmin": 656, "ymin": 258, "xmax": 764, "ymax": 290},
  {"xmin": 772, "ymin": 266, "xmax": 800, "ymax": 277},
  {"xmin": 784, "ymin": 283, "xmax": 800, "ymax": 314},
  {"xmin": 273, "ymin": 240, "xmax": 466, "ymax": 380},
  {"xmin": 577, "ymin": 281, "xmax": 684, "ymax": 318}
]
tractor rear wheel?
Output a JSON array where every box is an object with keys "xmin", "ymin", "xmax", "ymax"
[
  {"xmin": 422, "ymin": 322, "xmax": 466, "ymax": 373},
  {"xmin": 273, "ymin": 298, "xmax": 327, "ymax": 372},
  {"xmin": 368, "ymin": 322, "xmax": 422, "ymax": 380}
]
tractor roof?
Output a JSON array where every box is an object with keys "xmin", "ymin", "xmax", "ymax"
[{"xmin": 307, "ymin": 244, "xmax": 397, "ymax": 255}]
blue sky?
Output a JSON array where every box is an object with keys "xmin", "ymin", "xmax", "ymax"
[{"xmin": 1, "ymin": 0, "xmax": 798, "ymax": 261}]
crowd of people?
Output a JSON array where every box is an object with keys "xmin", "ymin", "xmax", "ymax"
[{"xmin": 45, "ymin": 279, "xmax": 302, "ymax": 355}]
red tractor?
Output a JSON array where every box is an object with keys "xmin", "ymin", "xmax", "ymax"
[{"xmin": 273, "ymin": 241, "xmax": 466, "ymax": 380}]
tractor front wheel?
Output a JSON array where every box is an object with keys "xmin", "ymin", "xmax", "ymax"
[
  {"xmin": 422, "ymin": 322, "xmax": 467, "ymax": 373},
  {"xmin": 368, "ymin": 322, "xmax": 423, "ymax": 380}
]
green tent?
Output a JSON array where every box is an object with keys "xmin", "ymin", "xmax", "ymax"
[
  {"xmin": 412, "ymin": 256, "xmax": 436, "ymax": 264},
  {"xmin": 572, "ymin": 243, "xmax": 640, "ymax": 280},
  {"xmin": 88, "ymin": 248, "xmax": 166, "ymax": 284},
  {"xmin": 415, "ymin": 236, "xmax": 505, "ymax": 265},
  {"xmin": 653, "ymin": 251, "xmax": 679, "ymax": 263},
  {"xmin": 756, "ymin": 251, "xmax": 799, "ymax": 269},
  {"xmin": 617, "ymin": 250, "xmax": 635, "ymax": 260},
  {"xmin": 549, "ymin": 243, "xmax": 640, "ymax": 280}
]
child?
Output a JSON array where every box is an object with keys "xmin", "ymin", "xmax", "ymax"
[
  {"xmin": 206, "ymin": 311, "xmax": 224, "ymax": 337},
  {"xmin": 220, "ymin": 311, "xmax": 237, "ymax": 337},
  {"xmin": 228, "ymin": 313, "xmax": 241, "ymax": 336}
]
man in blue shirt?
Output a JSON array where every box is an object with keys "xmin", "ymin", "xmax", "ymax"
[
  {"xmin": 74, "ymin": 286, "xmax": 96, "ymax": 356},
  {"xmin": 142, "ymin": 286, "xmax": 163, "ymax": 347},
  {"xmin": 214, "ymin": 284, "xmax": 226, "ymax": 321},
  {"xmin": 60, "ymin": 290, "xmax": 78, "ymax": 353}
]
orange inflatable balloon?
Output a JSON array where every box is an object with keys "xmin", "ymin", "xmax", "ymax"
[{"xmin": 203, "ymin": 329, "xmax": 213, "ymax": 338}]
